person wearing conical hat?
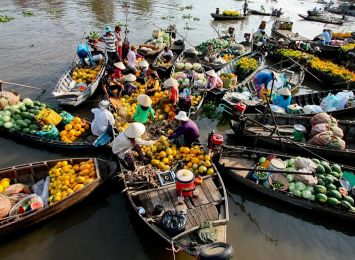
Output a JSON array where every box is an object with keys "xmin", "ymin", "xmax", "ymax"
[
  {"xmin": 123, "ymin": 73, "xmax": 138, "ymax": 96},
  {"xmin": 112, "ymin": 122, "xmax": 154, "ymax": 170},
  {"xmin": 132, "ymin": 94, "xmax": 155, "ymax": 124},
  {"xmin": 164, "ymin": 78, "xmax": 179, "ymax": 105},
  {"xmin": 272, "ymin": 87, "xmax": 292, "ymax": 110},
  {"xmin": 113, "ymin": 61, "xmax": 126, "ymax": 79},
  {"xmin": 91, "ymin": 100, "xmax": 115, "ymax": 137},
  {"xmin": 206, "ymin": 69, "xmax": 223, "ymax": 89},
  {"xmin": 168, "ymin": 111, "xmax": 199, "ymax": 147}
]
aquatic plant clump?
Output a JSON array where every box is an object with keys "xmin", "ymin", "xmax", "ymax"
[
  {"xmin": 22, "ymin": 10, "xmax": 34, "ymax": 17},
  {"xmin": 0, "ymin": 14, "xmax": 14, "ymax": 23}
]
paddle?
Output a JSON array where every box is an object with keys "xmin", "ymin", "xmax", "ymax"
[{"xmin": 0, "ymin": 80, "xmax": 46, "ymax": 94}]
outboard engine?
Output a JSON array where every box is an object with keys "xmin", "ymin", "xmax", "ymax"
[
  {"xmin": 232, "ymin": 102, "xmax": 247, "ymax": 119},
  {"xmin": 208, "ymin": 130, "xmax": 224, "ymax": 165}
]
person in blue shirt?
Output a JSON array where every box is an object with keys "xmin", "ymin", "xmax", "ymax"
[
  {"xmin": 77, "ymin": 43, "xmax": 95, "ymax": 66},
  {"xmin": 254, "ymin": 71, "xmax": 274, "ymax": 96},
  {"xmin": 272, "ymin": 88, "xmax": 291, "ymax": 110},
  {"xmin": 322, "ymin": 29, "xmax": 330, "ymax": 45}
]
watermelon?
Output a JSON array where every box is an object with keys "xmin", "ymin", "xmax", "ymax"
[
  {"xmin": 316, "ymin": 165, "xmax": 325, "ymax": 175},
  {"xmin": 30, "ymin": 129, "xmax": 37, "ymax": 134},
  {"xmin": 343, "ymin": 196, "xmax": 354, "ymax": 205},
  {"xmin": 328, "ymin": 190, "xmax": 342, "ymax": 200},
  {"xmin": 312, "ymin": 158, "xmax": 320, "ymax": 164},
  {"xmin": 321, "ymin": 162, "xmax": 332, "ymax": 174},
  {"xmin": 3, "ymin": 115, "xmax": 11, "ymax": 122},
  {"xmin": 0, "ymin": 120, "xmax": 4, "ymax": 127},
  {"xmin": 328, "ymin": 197, "xmax": 340, "ymax": 206},
  {"xmin": 316, "ymin": 193, "xmax": 328, "ymax": 203},
  {"xmin": 22, "ymin": 128, "xmax": 30, "ymax": 133},
  {"xmin": 331, "ymin": 164, "xmax": 342, "ymax": 173},
  {"xmin": 31, "ymin": 201, "xmax": 43, "ymax": 210},
  {"xmin": 326, "ymin": 184, "xmax": 336, "ymax": 191},
  {"xmin": 302, "ymin": 190, "xmax": 312, "ymax": 199},
  {"xmin": 292, "ymin": 190, "xmax": 302, "ymax": 197},
  {"xmin": 341, "ymin": 200, "xmax": 352, "ymax": 210},
  {"xmin": 4, "ymin": 122, "xmax": 13, "ymax": 129},
  {"xmin": 315, "ymin": 185, "xmax": 327, "ymax": 194}
]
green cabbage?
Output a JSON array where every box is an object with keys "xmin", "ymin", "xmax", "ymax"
[
  {"xmin": 288, "ymin": 182, "xmax": 296, "ymax": 192},
  {"xmin": 4, "ymin": 122, "xmax": 13, "ymax": 129}
]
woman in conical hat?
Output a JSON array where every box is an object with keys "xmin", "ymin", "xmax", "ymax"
[
  {"xmin": 132, "ymin": 94, "xmax": 155, "ymax": 124},
  {"xmin": 272, "ymin": 87, "xmax": 292, "ymax": 110},
  {"xmin": 206, "ymin": 69, "xmax": 223, "ymax": 89}
]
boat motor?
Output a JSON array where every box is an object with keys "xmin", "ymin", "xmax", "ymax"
[
  {"xmin": 233, "ymin": 102, "xmax": 247, "ymax": 119},
  {"xmin": 208, "ymin": 130, "xmax": 224, "ymax": 153}
]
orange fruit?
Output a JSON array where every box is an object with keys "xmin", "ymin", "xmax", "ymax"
[
  {"xmin": 75, "ymin": 131, "xmax": 81, "ymax": 137},
  {"xmin": 84, "ymin": 124, "xmax": 89, "ymax": 130},
  {"xmin": 65, "ymin": 124, "xmax": 72, "ymax": 131},
  {"xmin": 69, "ymin": 136, "xmax": 76, "ymax": 142},
  {"xmin": 79, "ymin": 128, "xmax": 85, "ymax": 133},
  {"xmin": 69, "ymin": 129, "xmax": 76, "ymax": 136}
]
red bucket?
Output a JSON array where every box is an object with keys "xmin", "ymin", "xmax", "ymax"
[{"xmin": 176, "ymin": 170, "xmax": 195, "ymax": 197}]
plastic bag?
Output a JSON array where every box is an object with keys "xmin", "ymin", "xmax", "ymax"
[
  {"xmin": 302, "ymin": 105, "xmax": 323, "ymax": 114},
  {"xmin": 335, "ymin": 91, "xmax": 354, "ymax": 110},
  {"xmin": 37, "ymin": 124, "xmax": 59, "ymax": 139},
  {"xmin": 310, "ymin": 112, "xmax": 331, "ymax": 126},
  {"xmin": 60, "ymin": 111, "xmax": 74, "ymax": 125},
  {"xmin": 310, "ymin": 123, "xmax": 330, "ymax": 137},
  {"xmin": 294, "ymin": 172, "xmax": 318, "ymax": 186},
  {"xmin": 32, "ymin": 177, "xmax": 50, "ymax": 207},
  {"xmin": 320, "ymin": 94, "xmax": 341, "ymax": 112}
]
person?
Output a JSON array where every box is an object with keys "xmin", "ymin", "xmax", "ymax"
[
  {"xmin": 161, "ymin": 46, "xmax": 174, "ymax": 63},
  {"xmin": 227, "ymin": 27, "xmax": 235, "ymax": 41},
  {"xmin": 91, "ymin": 100, "xmax": 115, "ymax": 137},
  {"xmin": 206, "ymin": 70, "xmax": 223, "ymax": 89},
  {"xmin": 126, "ymin": 45, "xmax": 138, "ymax": 73},
  {"xmin": 259, "ymin": 31, "xmax": 268, "ymax": 43},
  {"xmin": 272, "ymin": 88, "xmax": 291, "ymax": 109},
  {"xmin": 204, "ymin": 42, "xmax": 215, "ymax": 62},
  {"xmin": 139, "ymin": 60, "xmax": 150, "ymax": 78},
  {"xmin": 164, "ymin": 78, "xmax": 179, "ymax": 105},
  {"xmin": 76, "ymin": 43, "xmax": 95, "ymax": 66},
  {"xmin": 243, "ymin": 0, "xmax": 248, "ymax": 16},
  {"xmin": 132, "ymin": 94, "xmax": 155, "ymax": 124},
  {"xmin": 322, "ymin": 29, "xmax": 330, "ymax": 45},
  {"xmin": 112, "ymin": 122, "xmax": 154, "ymax": 170},
  {"xmin": 102, "ymin": 67, "xmax": 123, "ymax": 98},
  {"xmin": 146, "ymin": 64, "xmax": 160, "ymax": 79},
  {"xmin": 254, "ymin": 71, "xmax": 274, "ymax": 96},
  {"xmin": 114, "ymin": 25, "xmax": 123, "ymax": 59},
  {"xmin": 123, "ymin": 74, "xmax": 138, "ymax": 95},
  {"xmin": 146, "ymin": 73, "xmax": 161, "ymax": 95},
  {"xmin": 168, "ymin": 111, "xmax": 200, "ymax": 147},
  {"xmin": 100, "ymin": 25, "xmax": 120, "ymax": 66},
  {"xmin": 215, "ymin": 8, "xmax": 220, "ymax": 15},
  {"xmin": 258, "ymin": 21, "xmax": 266, "ymax": 32},
  {"xmin": 113, "ymin": 61, "xmax": 126, "ymax": 79},
  {"xmin": 327, "ymin": 29, "xmax": 333, "ymax": 40},
  {"xmin": 277, "ymin": 8, "xmax": 283, "ymax": 17}
]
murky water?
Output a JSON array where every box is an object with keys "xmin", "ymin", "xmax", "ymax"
[{"xmin": 0, "ymin": 0, "xmax": 355, "ymax": 259}]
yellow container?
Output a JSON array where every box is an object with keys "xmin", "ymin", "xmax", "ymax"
[{"xmin": 36, "ymin": 108, "xmax": 62, "ymax": 126}]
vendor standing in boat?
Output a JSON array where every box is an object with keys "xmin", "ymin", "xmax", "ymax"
[
  {"xmin": 272, "ymin": 88, "xmax": 292, "ymax": 110},
  {"xmin": 254, "ymin": 71, "xmax": 274, "ymax": 96},
  {"xmin": 243, "ymin": 0, "xmax": 248, "ymax": 16},
  {"xmin": 77, "ymin": 43, "xmax": 95, "ymax": 66},
  {"xmin": 321, "ymin": 29, "xmax": 331, "ymax": 45},
  {"xmin": 112, "ymin": 122, "xmax": 154, "ymax": 170},
  {"xmin": 169, "ymin": 111, "xmax": 200, "ymax": 147},
  {"xmin": 114, "ymin": 25, "xmax": 123, "ymax": 59},
  {"xmin": 123, "ymin": 74, "xmax": 138, "ymax": 95},
  {"xmin": 132, "ymin": 94, "xmax": 155, "ymax": 124},
  {"xmin": 161, "ymin": 46, "xmax": 174, "ymax": 63},
  {"xmin": 100, "ymin": 25, "xmax": 119, "ymax": 66},
  {"xmin": 126, "ymin": 46, "xmax": 138, "ymax": 73},
  {"xmin": 206, "ymin": 70, "xmax": 223, "ymax": 90},
  {"xmin": 164, "ymin": 78, "xmax": 179, "ymax": 105},
  {"xmin": 91, "ymin": 100, "xmax": 115, "ymax": 137}
]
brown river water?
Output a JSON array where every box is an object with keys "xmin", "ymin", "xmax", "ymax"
[{"xmin": 0, "ymin": 0, "xmax": 355, "ymax": 259}]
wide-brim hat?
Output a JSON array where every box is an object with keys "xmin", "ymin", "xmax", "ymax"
[
  {"xmin": 104, "ymin": 25, "xmax": 113, "ymax": 33},
  {"xmin": 278, "ymin": 88, "xmax": 291, "ymax": 96},
  {"xmin": 114, "ymin": 61, "xmax": 126, "ymax": 70},
  {"xmin": 124, "ymin": 73, "xmax": 137, "ymax": 82},
  {"xmin": 175, "ymin": 111, "xmax": 189, "ymax": 121},
  {"xmin": 137, "ymin": 94, "xmax": 152, "ymax": 107},
  {"xmin": 139, "ymin": 60, "xmax": 149, "ymax": 68},
  {"xmin": 99, "ymin": 100, "xmax": 110, "ymax": 109},
  {"xmin": 164, "ymin": 78, "xmax": 179, "ymax": 88},
  {"xmin": 206, "ymin": 69, "xmax": 217, "ymax": 78},
  {"xmin": 124, "ymin": 122, "xmax": 146, "ymax": 138}
]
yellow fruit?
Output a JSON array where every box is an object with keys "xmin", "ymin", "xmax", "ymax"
[
  {"xmin": 198, "ymin": 165, "xmax": 207, "ymax": 174},
  {"xmin": 73, "ymin": 117, "xmax": 81, "ymax": 124},
  {"xmin": 191, "ymin": 157, "xmax": 200, "ymax": 164},
  {"xmin": 162, "ymin": 158, "xmax": 169, "ymax": 164},
  {"xmin": 79, "ymin": 164, "xmax": 90, "ymax": 171},
  {"xmin": 65, "ymin": 124, "xmax": 72, "ymax": 131},
  {"xmin": 159, "ymin": 151, "xmax": 167, "ymax": 159},
  {"xmin": 73, "ymin": 184, "xmax": 85, "ymax": 192},
  {"xmin": 76, "ymin": 176, "xmax": 85, "ymax": 184},
  {"xmin": 205, "ymin": 160, "xmax": 212, "ymax": 167},
  {"xmin": 0, "ymin": 180, "xmax": 10, "ymax": 188},
  {"xmin": 193, "ymin": 163, "xmax": 199, "ymax": 169},
  {"xmin": 0, "ymin": 185, "xmax": 4, "ymax": 193},
  {"xmin": 205, "ymin": 155, "xmax": 211, "ymax": 161},
  {"xmin": 84, "ymin": 179, "xmax": 94, "ymax": 186},
  {"xmin": 151, "ymin": 159, "xmax": 159, "ymax": 166},
  {"xmin": 79, "ymin": 169, "xmax": 90, "ymax": 176},
  {"xmin": 73, "ymin": 164, "xmax": 80, "ymax": 171},
  {"xmin": 158, "ymin": 162, "xmax": 165, "ymax": 170},
  {"xmin": 207, "ymin": 168, "xmax": 215, "ymax": 175}
]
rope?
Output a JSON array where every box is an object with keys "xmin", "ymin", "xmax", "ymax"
[{"xmin": 166, "ymin": 241, "xmax": 181, "ymax": 260}]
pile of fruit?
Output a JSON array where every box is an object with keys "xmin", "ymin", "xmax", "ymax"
[
  {"xmin": 341, "ymin": 43, "xmax": 355, "ymax": 53},
  {"xmin": 222, "ymin": 54, "xmax": 235, "ymax": 62},
  {"xmin": 59, "ymin": 117, "xmax": 89, "ymax": 143},
  {"xmin": 222, "ymin": 10, "xmax": 240, "ymax": 16},
  {"xmin": 220, "ymin": 73, "xmax": 237, "ymax": 89},
  {"xmin": 234, "ymin": 57, "xmax": 259, "ymax": 78},
  {"xmin": 71, "ymin": 65, "xmax": 101, "ymax": 85},
  {"xmin": 332, "ymin": 32, "xmax": 353, "ymax": 39},
  {"xmin": 0, "ymin": 178, "xmax": 10, "ymax": 193},
  {"xmin": 191, "ymin": 95, "xmax": 202, "ymax": 106},
  {"xmin": 275, "ymin": 49, "xmax": 315, "ymax": 63},
  {"xmin": 48, "ymin": 160, "xmax": 97, "ymax": 204},
  {"xmin": 196, "ymin": 39, "xmax": 229, "ymax": 55}
]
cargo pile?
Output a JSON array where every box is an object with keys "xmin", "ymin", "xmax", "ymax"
[
  {"xmin": 222, "ymin": 10, "xmax": 240, "ymax": 16},
  {"xmin": 195, "ymin": 39, "xmax": 229, "ymax": 55},
  {"xmin": 71, "ymin": 65, "xmax": 101, "ymax": 85}
]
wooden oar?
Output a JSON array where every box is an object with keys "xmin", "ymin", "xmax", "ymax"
[
  {"xmin": 224, "ymin": 165, "xmax": 314, "ymax": 175},
  {"xmin": 0, "ymin": 80, "xmax": 46, "ymax": 93}
]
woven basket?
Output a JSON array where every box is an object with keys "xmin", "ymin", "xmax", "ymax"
[
  {"xmin": 268, "ymin": 174, "xmax": 289, "ymax": 191},
  {"xmin": 3, "ymin": 184, "xmax": 31, "ymax": 196},
  {"xmin": 0, "ymin": 194, "xmax": 12, "ymax": 218}
]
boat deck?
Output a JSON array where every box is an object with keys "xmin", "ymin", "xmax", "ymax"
[{"xmin": 138, "ymin": 176, "xmax": 224, "ymax": 230}]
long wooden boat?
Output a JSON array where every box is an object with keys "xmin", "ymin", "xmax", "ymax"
[
  {"xmin": 298, "ymin": 14, "xmax": 343, "ymax": 25},
  {"xmin": 249, "ymin": 9, "xmax": 271, "ymax": 16},
  {"xmin": 171, "ymin": 50, "xmax": 206, "ymax": 116},
  {"xmin": 213, "ymin": 146, "xmax": 355, "ymax": 221},
  {"xmin": 53, "ymin": 51, "xmax": 106, "ymax": 107},
  {"xmin": 210, "ymin": 13, "xmax": 248, "ymax": 20},
  {"xmin": 120, "ymin": 161, "xmax": 229, "ymax": 256},
  {"xmin": 0, "ymin": 158, "xmax": 109, "ymax": 237},
  {"xmin": 152, "ymin": 40, "xmax": 185, "ymax": 78},
  {"xmin": 230, "ymin": 114, "xmax": 355, "ymax": 165}
]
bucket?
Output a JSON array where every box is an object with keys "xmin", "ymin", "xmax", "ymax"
[
  {"xmin": 269, "ymin": 158, "xmax": 286, "ymax": 172},
  {"xmin": 175, "ymin": 169, "xmax": 195, "ymax": 197}
]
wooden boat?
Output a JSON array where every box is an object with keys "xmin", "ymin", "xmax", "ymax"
[
  {"xmin": 230, "ymin": 114, "xmax": 355, "ymax": 165},
  {"xmin": 152, "ymin": 40, "xmax": 185, "ymax": 77},
  {"xmin": 171, "ymin": 50, "xmax": 206, "ymax": 116},
  {"xmin": 53, "ymin": 51, "xmax": 106, "ymax": 107},
  {"xmin": 0, "ymin": 158, "xmax": 109, "ymax": 237},
  {"xmin": 326, "ymin": 3, "xmax": 355, "ymax": 17},
  {"xmin": 213, "ymin": 146, "xmax": 355, "ymax": 221},
  {"xmin": 219, "ymin": 64, "xmax": 304, "ymax": 113},
  {"xmin": 271, "ymin": 18, "xmax": 309, "ymax": 42},
  {"xmin": 299, "ymin": 14, "xmax": 343, "ymax": 25},
  {"xmin": 0, "ymin": 117, "xmax": 99, "ymax": 150},
  {"xmin": 210, "ymin": 13, "xmax": 248, "ymax": 20},
  {"xmin": 120, "ymin": 161, "xmax": 229, "ymax": 256},
  {"xmin": 249, "ymin": 9, "xmax": 271, "ymax": 16}
]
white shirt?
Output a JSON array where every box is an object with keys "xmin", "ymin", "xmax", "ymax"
[
  {"xmin": 112, "ymin": 132, "xmax": 154, "ymax": 159},
  {"xmin": 127, "ymin": 50, "xmax": 137, "ymax": 67},
  {"xmin": 91, "ymin": 108, "xmax": 115, "ymax": 136},
  {"xmin": 162, "ymin": 49, "xmax": 173, "ymax": 57}
]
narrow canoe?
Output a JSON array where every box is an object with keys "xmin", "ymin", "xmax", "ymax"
[
  {"xmin": 120, "ymin": 161, "xmax": 229, "ymax": 256},
  {"xmin": 249, "ymin": 9, "xmax": 272, "ymax": 16},
  {"xmin": 230, "ymin": 113, "xmax": 355, "ymax": 165},
  {"xmin": 53, "ymin": 51, "xmax": 106, "ymax": 107},
  {"xmin": 213, "ymin": 146, "xmax": 355, "ymax": 221},
  {"xmin": 210, "ymin": 13, "xmax": 248, "ymax": 20},
  {"xmin": 299, "ymin": 14, "xmax": 344, "ymax": 25},
  {"xmin": 0, "ymin": 158, "xmax": 109, "ymax": 237}
]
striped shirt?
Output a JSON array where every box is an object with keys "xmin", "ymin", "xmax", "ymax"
[{"xmin": 101, "ymin": 34, "xmax": 117, "ymax": 53}]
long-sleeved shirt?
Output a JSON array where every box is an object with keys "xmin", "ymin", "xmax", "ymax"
[
  {"xmin": 91, "ymin": 108, "xmax": 115, "ymax": 136},
  {"xmin": 169, "ymin": 119, "xmax": 200, "ymax": 146},
  {"xmin": 133, "ymin": 105, "xmax": 155, "ymax": 124},
  {"xmin": 322, "ymin": 31, "xmax": 330, "ymax": 45},
  {"xmin": 123, "ymin": 82, "xmax": 137, "ymax": 95},
  {"xmin": 207, "ymin": 76, "xmax": 223, "ymax": 89},
  {"xmin": 112, "ymin": 133, "xmax": 154, "ymax": 159},
  {"xmin": 77, "ymin": 44, "xmax": 94, "ymax": 66},
  {"xmin": 272, "ymin": 95, "xmax": 291, "ymax": 110},
  {"xmin": 127, "ymin": 50, "xmax": 137, "ymax": 68}
]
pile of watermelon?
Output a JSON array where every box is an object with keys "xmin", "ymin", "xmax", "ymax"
[{"xmin": 0, "ymin": 98, "xmax": 46, "ymax": 134}]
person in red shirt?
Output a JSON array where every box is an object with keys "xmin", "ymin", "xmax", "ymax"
[
  {"xmin": 113, "ymin": 61, "xmax": 125, "ymax": 79},
  {"xmin": 164, "ymin": 78, "xmax": 179, "ymax": 105}
]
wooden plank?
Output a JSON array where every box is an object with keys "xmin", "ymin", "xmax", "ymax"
[
  {"xmin": 195, "ymin": 186, "xmax": 210, "ymax": 205},
  {"xmin": 186, "ymin": 209, "xmax": 198, "ymax": 227},
  {"xmin": 190, "ymin": 208, "xmax": 204, "ymax": 226},
  {"xmin": 184, "ymin": 197, "xmax": 194, "ymax": 209},
  {"xmin": 200, "ymin": 182, "xmax": 214, "ymax": 203},
  {"xmin": 204, "ymin": 178, "xmax": 222, "ymax": 202},
  {"xmin": 138, "ymin": 193, "xmax": 154, "ymax": 216},
  {"xmin": 206, "ymin": 203, "xmax": 219, "ymax": 221},
  {"xmin": 157, "ymin": 189, "xmax": 175, "ymax": 211},
  {"xmin": 167, "ymin": 186, "xmax": 179, "ymax": 207},
  {"xmin": 199, "ymin": 205, "xmax": 209, "ymax": 222},
  {"xmin": 147, "ymin": 191, "xmax": 162, "ymax": 215}
]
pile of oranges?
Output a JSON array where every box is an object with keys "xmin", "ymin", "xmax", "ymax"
[
  {"xmin": 59, "ymin": 117, "xmax": 89, "ymax": 143},
  {"xmin": 181, "ymin": 146, "xmax": 215, "ymax": 175},
  {"xmin": 48, "ymin": 159, "xmax": 97, "ymax": 204}
]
